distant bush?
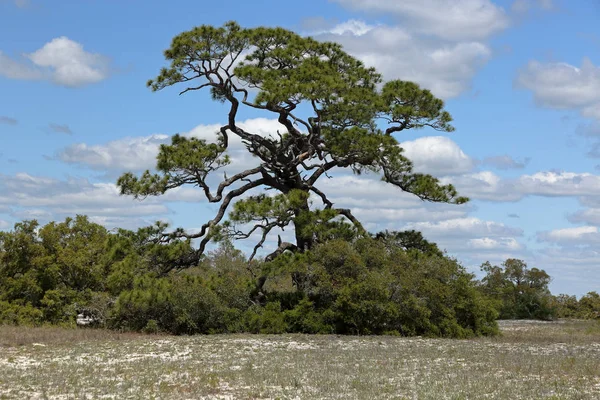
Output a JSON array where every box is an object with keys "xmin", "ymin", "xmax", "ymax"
[{"xmin": 552, "ymin": 292, "xmax": 600, "ymax": 320}]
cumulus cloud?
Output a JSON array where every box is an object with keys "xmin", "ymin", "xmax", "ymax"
[
  {"xmin": 28, "ymin": 37, "xmax": 109, "ymax": 87},
  {"xmin": 317, "ymin": 175, "xmax": 424, "ymax": 208},
  {"xmin": 332, "ymin": 0, "xmax": 509, "ymax": 41},
  {"xmin": 316, "ymin": 22, "xmax": 491, "ymax": 98},
  {"xmin": 0, "ymin": 172, "xmax": 204, "ymax": 229},
  {"xmin": 406, "ymin": 217, "xmax": 523, "ymax": 239},
  {"xmin": 467, "ymin": 237, "xmax": 523, "ymax": 251},
  {"xmin": 319, "ymin": 177, "xmax": 525, "ymax": 257},
  {"xmin": 401, "ymin": 217, "xmax": 526, "ymax": 259},
  {"xmin": 58, "ymin": 134, "xmax": 169, "ymax": 171},
  {"xmin": 537, "ymin": 226, "xmax": 600, "ymax": 245},
  {"xmin": 446, "ymin": 171, "xmax": 600, "ymax": 202},
  {"xmin": 442, "ymin": 171, "xmax": 521, "ymax": 201},
  {"xmin": 57, "ymin": 118, "xmax": 285, "ymax": 173},
  {"xmin": 516, "ymin": 58, "xmax": 600, "ymax": 120},
  {"xmin": 519, "ymin": 172, "xmax": 600, "ymax": 197},
  {"xmin": 353, "ymin": 207, "xmax": 467, "ymax": 224},
  {"xmin": 401, "ymin": 136, "xmax": 475, "ymax": 176},
  {"xmin": 481, "ymin": 155, "xmax": 530, "ymax": 170},
  {"xmin": 568, "ymin": 208, "xmax": 600, "ymax": 226},
  {"xmin": 0, "ymin": 116, "xmax": 17, "ymax": 125},
  {"xmin": 0, "ymin": 37, "xmax": 110, "ymax": 87}
]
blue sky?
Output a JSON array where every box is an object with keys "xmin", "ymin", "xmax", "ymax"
[{"xmin": 1, "ymin": 0, "xmax": 599, "ymax": 296}]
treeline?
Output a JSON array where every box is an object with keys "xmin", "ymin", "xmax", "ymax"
[{"xmin": 0, "ymin": 216, "xmax": 596, "ymax": 337}]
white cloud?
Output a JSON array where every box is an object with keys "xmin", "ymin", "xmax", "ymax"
[
  {"xmin": 400, "ymin": 217, "xmax": 526, "ymax": 260},
  {"xmin": 328, "ymin": 20, "xmax": 373, "ymax": 36},
  {"xmin": 352, "ymin": 207, "xmax": 467, "ymax": 224},
  {"xmin": 568, "ymin": 208, "xmax": 600, "ymax": 226},
  {"xmin": 0, "ymin": 172, "xmax": 204, "ymax": 229},
  {"xmin": 406, "ymin": 217, "xmax": 523, "ymax": 238},
  {"xmin": 537, "ymin": 226, "xmax": 600, "ymax": 245},
  {"xmin": 58, "ymin": 134, "xmax": 169, "ymax": 171},
  {"xmin": 518, "ymin": 171, "xmax": 600, "ymax": 196},
  {"xmin": 447, "ymin": 171, "xmax": 600, "ymax": 202},
  {"xmin": 516, "ymin": 58, "xmax": 600, "ymax": 120},
  {"xmin": 0, "ymin": 37, "xmax": 110, "ymax": 87},
  {"xmin": 402, "ymin": 136, "xmax": 475, "ymax": 175},
  {"xmin": 467, "ymin": 237, "xmax": 523, "ymax": 251},
  {"xmin": 317, "ymin": 22, "xmax": 491, "ymax": 98},
  {"xmin": 57, "ymin": 118, "xmax": 283, "ymax": 173},
  {"xmin": 332, "ymin": 0, "xmax": 509, "ymax": 41},
  {"xmin": 28, "ymin": 37, "xmax": 109, "ymax": 87},
  {"xmin": 321, "ymin": 175, "xmax": 424, "ymax": 207},
  {"xmin": 442, "ymin": 171, "xmax": 521, "ymax": 201}
]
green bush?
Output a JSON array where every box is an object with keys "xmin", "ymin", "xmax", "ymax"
[
  {"xmin": 0, "ymin": 301, "xmax": 44, "ymax": 326},
  {"xmin": 284, "ymin": 298, "xmax": 335, "ymax": 334},
  {"xmin": 238, "ymin": 302, "xmax": 286, "ymax": 334},
  {"xmin": 109, "ymin": 275, "xmax": 173, "ymax": 331}
]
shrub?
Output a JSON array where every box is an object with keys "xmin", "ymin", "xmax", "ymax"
[{"xmin": 0, "ymin": 301, "xmax": 44, "ymax": 326}]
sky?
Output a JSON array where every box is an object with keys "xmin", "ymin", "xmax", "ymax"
[{"xmin": 1, "ymin": 0, "xmax": 599, "ymax": 296}]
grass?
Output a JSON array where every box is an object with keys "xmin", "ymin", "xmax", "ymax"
[
  {"xmin": 0, "ymin": 320, "xmax": 599, "ymax": 399},
  {"xmin": 0, "ymin": 325, "xmax": 145, "ymax": 348}
]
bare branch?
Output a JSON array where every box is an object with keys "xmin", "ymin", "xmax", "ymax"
[
  {"xmin": 335, "ymin": 208, "xmax": 366, "ymax": 235},
  {"xmin": 265, "ymin": 240, "xmax": 298, "ymax": 262}
]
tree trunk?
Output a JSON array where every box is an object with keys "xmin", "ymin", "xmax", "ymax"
[{"xmin": 292, "ymin": 193, "xmax": 314, "ymax": 251}]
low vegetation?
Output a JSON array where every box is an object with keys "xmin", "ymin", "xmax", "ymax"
[
  {"xmin": 1, "ymin": 216, "xmax": 598, "ymax": 339},
  {"xmin": 1, "ymin": 320, "xmax": 599, "ymax": 399},
  {"xmin": 1, "ymin": 216, "xmax": 500, "ymax": 338}
]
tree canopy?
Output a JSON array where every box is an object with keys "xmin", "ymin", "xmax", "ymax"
[{"xmin": 117, "ymin": 21, "xmax": 468, "ymax": 265}]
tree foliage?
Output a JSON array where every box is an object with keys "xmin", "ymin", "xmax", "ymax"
[
  {"xmin": 117, "ymin": 21, "xmax": 467, "ymax": 265},
  {"xmin": 479, "ymin": 259, "xmax": 556, "ymax": 320}
]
